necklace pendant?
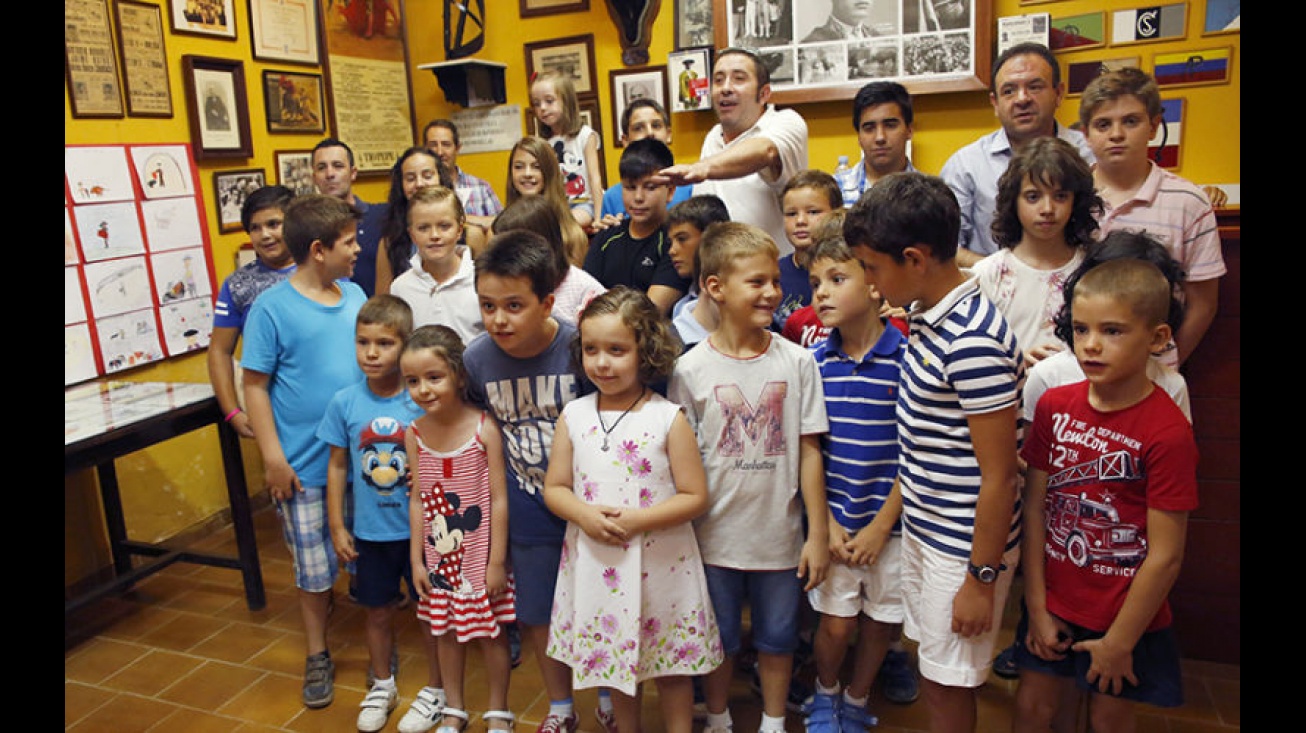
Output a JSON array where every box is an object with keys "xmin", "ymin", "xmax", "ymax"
[{"xmin": 601, "ymin": 436, "xmax": 609, "ymax": 451}]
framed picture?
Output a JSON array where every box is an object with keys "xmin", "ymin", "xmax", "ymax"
[
  {"xmin": 262, "ymin": 70, "xmax": 326, "ymax": 133},
  {"xmin": 1049, "ymin": 11, "xmax": 1105, "ymax": 51},
  {"xmin": 1065, "ymin": 56, "xmax": 1139, "ymax": 96},
  {"xmin": 65, "ymin": 0, "xmax": 124, "ymax": 118},
  {"xmin": 1203, "ymin": 0, "xmax": 1239, "ymax": 36},
  {"xmin": 1110, "ymin": 4, "xmax": 1188, "ymax": 46},
  {"xmin": 249, "ymin": 0, "xmax": 321, "ymax": 65},
  {"xmin": 115, "ymin": 0, "xmax": 172, "ymax": 117},
  {"xmin": 578, "ymin": 96, "xmax": 606, "ymax": 176},
  {"xmin": 667, "ymin": 47, "xmax": 712, "ymax": 113},
  {"xmin": 1147, "ymin": 97, "xmax": 1184, "ymax": 169},
  {"xmin": 519, "ymin": 0, "xmax": 589, "ymax": 19},
  {"xmin": 167, "ymin": 0, "xmax": 237, "ymax": 39},
  {"xmin": 714, "ymin": 0, "xmax": 993, "ymax": 103},
  {"xmin": 274, "ymin": 150, "xmax": 315, "ymax": 196},
  {"xmin": 1153, "ymin": 46, "xmax": 1233, "ymax": 89},
  {"xmin": 182, "ymin": 55, "xmax": 253, "ymax": 160},
  {"xmin": 676, "ymin": 0, "xmax": 714, "ymax": 49},
  {"xmin": 609, "ymin": 67, "xmax": 667, "ymax": 148},
  {"xmin": 213, "ymin": 168, "xmax": 266, "ymax": 233},
  {"xmin": 525, "ymin": 35, "xmax": 598, "ymax": 96}
]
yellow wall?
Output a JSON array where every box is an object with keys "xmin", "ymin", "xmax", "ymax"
[{"xmin": 65, "ymin": 0, "xmax": 1239, "ymax": 587}]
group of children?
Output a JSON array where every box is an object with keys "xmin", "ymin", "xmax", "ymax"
[{"xmin": 207, "ymin": 62, "xmax": 1209, "ymax": 733}]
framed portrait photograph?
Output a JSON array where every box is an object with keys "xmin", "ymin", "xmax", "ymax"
[
  {"xmin": 1153, "ymin": 46, "xmax": 1233, "ymax": 89},
  {"xmin": 65, "ymin": 0, "xmax": 125, "ymax": 119},
  {"xmin": 249, "ymin": 0, "xmax": 321, "ymax": 65},
  {"xmin": 714, "ymin": 0, "xmax": 992, "ymax": 104},
  {"xmin": 676, "ymin": 0, "xmax": 714, "ymax": 49},
  {"xmin": 167, "ymin": 0, "xmax": 236, "ymax": 39},
  {"xmin": 274, "ymin": 150, "xmax": 315, "ymax": 196},
  {"xmin": 262, "ymin": 70, "xmax": 326, "ymax": 133},
  {"xmin": 609, "ymin": 67, "xmax": 668, "ymax": 148},
  {"xmin": 520, "ymin": 0, "xmax": 589, "ymax": 19},
  {"xmin": 115, "ymin": 0, "xmax": 172, "ymax": 117},
  {"xmin": 525, "ymin": 34, "xmax": 598, "ymax": 96},
  {"xmin": 667, "ymin": 47, "xmax": 711, "ymax": 113},
  {"xmin": 1049, "ymin": 11, "xmax": 1105, "ymax": 51},
  {"xmin": 213, "ymin": 168, "xmax": 266, "ymax": 233},
  {"xmin": 1203, "ymin": 0, "xmax": 1239, "ymax": 36},
  {"xmin": 182, "ymin": 55, "xmax": 253, "ymax": 160}
]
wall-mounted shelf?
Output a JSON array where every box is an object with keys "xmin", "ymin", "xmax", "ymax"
[{"xmin": 417, "ymin": 59, "xmax": 507, "ymax": 108}]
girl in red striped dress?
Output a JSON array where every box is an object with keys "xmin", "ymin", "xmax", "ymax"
[{"xmin": 403, "ymin": 325, "xmax": 516, "ymax": 733}]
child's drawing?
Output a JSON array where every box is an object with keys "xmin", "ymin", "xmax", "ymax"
[
  {"xmin": 66, "ymin": 145, "xmax": 136, "ymax": 204},
  {"xmin": 142, "ymin": 196, "xmax": 204, "ymax": 252},
  {"xmin": 151, "ymin": 247, "xmax": 212, "ymax": 305},
  {"xmin": 65, "ymin": 207, "xmax": 80, "ymax": 264},
  {"xmin": 85, "ymin": 256, "xmax": 153, "ymax": 318},
  {"xmin": 96, "ymin": 308, "xmax": 164, "ymax": 374},
  {"xmin": 160, "ymin": 297, "xmax": 213, "ymax": 355},
  {"xmin": 66, "ymin": 266, "xmax": 87, "ymax": 326},
  {"xmin": 76, "ymin": 201, "xmax": 146, "ymax": 262},
  {"xmin": 131, "ymin": 145, "xmax": 195, "ymax": 199},
  {"xmin": 65, "ymin": 323, "xmax": 99, "ymax": 386}
]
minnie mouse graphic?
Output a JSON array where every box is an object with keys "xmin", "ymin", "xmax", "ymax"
[{"xmin": 423, "ymin": 487, "xmax": 481, "ymax": 596}]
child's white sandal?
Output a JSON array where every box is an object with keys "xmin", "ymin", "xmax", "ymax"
[{"xmin": 483, "ymin": 709, "xmax": 515, "ymax": 731}]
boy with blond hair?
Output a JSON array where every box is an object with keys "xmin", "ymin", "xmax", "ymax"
[{"xmin": 667, "ymin": 222, "xmax": 830, "ymax": 733}]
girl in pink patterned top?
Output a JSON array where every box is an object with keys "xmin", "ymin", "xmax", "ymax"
[
  {"xmin": 542, "ymin": 287, "xmax": 723, "ymax": 733},
  {"xmin": 402, "ymin": 325, "xmax": 515, "ymax": 733}
]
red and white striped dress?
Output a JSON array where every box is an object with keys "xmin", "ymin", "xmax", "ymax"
[{"xmin": 412, "ymin": 415, "xmax": 515, "ymax": 642}]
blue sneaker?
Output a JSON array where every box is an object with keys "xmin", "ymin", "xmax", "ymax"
[
  {"xmin": 838, "ymin": 700, "xmax": 878, "ymax": 733},
  {"xmin": 506, "ymin": 622, "xmax": 522, "ymax": 669},
  {"xmin": 880, "ymin": 649, "xmax": 919, "ymax": 704},
  {"xmin": 801, "ymin": 692, "xmax": 841, "ymax": 733},
  {"xmin": 992, "ymin": 642, "xmax": 1018, "ymax": 680}
]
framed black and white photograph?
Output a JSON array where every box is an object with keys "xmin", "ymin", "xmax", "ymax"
[
  {"xmin": 182, "ymin": 55, "xmax": 253, "ymax": 160},
  {"xmin": 274, "ymin": 150, "xmax": 315, "ymax": 196},
  {"xmin": 168, "ymin": 0, "xmax": 236, "ymax": 39},
  {"xmin": 676, "ymin": 0, "xmax": 715, "ymax": 49},
  {"xmin": 213, "ymin": 168, "xmax": 265, "ymax": 233},
  {"xmin": 609, "ymin": 67, "xmax": 667, "ymax": 148},
  {"xmin": 249, "ymin": 0, "xmax": 321, "ymax": 65},
  {"xmin": 525, "ymin": 35, "xmax": 598, "ymax": 96},
  {"xmin": 262, "ymin": 70, "xmax": 326, "ymax": 133},
  {"xmin": 714, "ymin": 0, "xmax": 991, "ymax": 102},
  {"xmin": 520, "ymin": 0, "xmax": 589, "ymax": 19},
  {"xmin": 667, "ymin": 47, "xmax": 711, "ymax": 113}
]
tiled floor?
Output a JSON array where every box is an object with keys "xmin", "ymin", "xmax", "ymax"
[{"xmin": 66, "ymin": 503, "xmax": 1239, "ymax": 732}]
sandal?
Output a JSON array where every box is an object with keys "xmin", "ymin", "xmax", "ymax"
[
  {"xmin": 483, "ymin": 709, "xmax": 515, "ymax": 732},
  {"xmin": 434, "ymin": 707, "xmax": 470, "ymax": 733}
]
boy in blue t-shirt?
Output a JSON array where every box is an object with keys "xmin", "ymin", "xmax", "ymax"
[
  {"xmin": 318, "ymin": 294, "xmax": 429, "ymax": 732},
  {"xmin": 208, "ymin": 185, "xmax": 295, "ymax": 438},
  {"xmin": 242, "ymin": 193, "xmax": 366, "ymax": 710}
]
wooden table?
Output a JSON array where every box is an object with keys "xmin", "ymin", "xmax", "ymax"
[{"xmin": 65, "ymin": 381, "xmax": 265, "ymax": 616}]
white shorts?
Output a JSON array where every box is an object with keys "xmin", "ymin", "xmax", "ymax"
[
  {"xmin": 900, "ymin": 534, "xmax": 1019, "ymax": 688},
  {"xmin": 807, "ymin": 534, "xmax": 904, "ymax": 624}
]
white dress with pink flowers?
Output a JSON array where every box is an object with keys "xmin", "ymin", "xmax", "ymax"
[{"xmin": 546, "ymin": 392, "xmax": 723, "ymax": 696}]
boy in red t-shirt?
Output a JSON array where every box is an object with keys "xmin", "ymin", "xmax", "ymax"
[{"xmin": 1015, "ymin": 257, "xmax": 1198, "ymax": 731}]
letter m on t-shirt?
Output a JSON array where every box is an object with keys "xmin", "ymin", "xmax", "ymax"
[{"xmin": 712, "ymin": 382, "xmax": 787, "ymax": 456}]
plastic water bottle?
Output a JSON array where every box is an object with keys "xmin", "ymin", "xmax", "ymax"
[{"xmin": 834, "ymin": 155, "xmax": 859, "ymax": 208}]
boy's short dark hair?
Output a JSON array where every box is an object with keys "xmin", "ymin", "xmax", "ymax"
[
  {"xmin": 241, "ymin": 184, "xmax": 294, "ymax": 232},
  {"xmin": 283, "ymin": 193, "xmax": 362, "ymax": 264},
  {"xmin": 1079, "ymin": 67, "xmax": 1163, "ymax": 129},
  {"xmin": 992, "ymin": 42, "xmax": 1060, "ymax": 89},
  {"xmin": 1053, "ymin": 230, "xmax": 1186, "ymax": 346},
  {"xmin": 357, "ymin": 294, "xmax": 414, "ymax": 338},
  {"xmin": 618, "ymin": 138, "xmax": 675, "ymax": 183},
  {"xmin": 852, "ymin": 80, "xmax": 914, "ymax": 128},
  {"xmin": 843, "ymin": 172, "xmax": 959, "ymax": 262},
  {"xmin": 717, "ymin": 46, "xmax": 770, "ymax": 88},
  {"xmin": 621, "ymin": 98, "xmax": 669, "ymax": 136},
  {"xmin": 312, "ymin": 137, "xmax": 355, "ymax": 167},
  {"xmin": 667, "ymin": 194, "xmax": 730, "ymax": 231},
  {"xmin": 1074, "ymin": 259, "xmax": 1173, "ymax": 330},
  {"xmin": 783, "ymin": 169, "xmax": 842, "ymax": 211},
  {"xmin": 474, "ymin": 229, "xmax": 562, "ymax": 302}
]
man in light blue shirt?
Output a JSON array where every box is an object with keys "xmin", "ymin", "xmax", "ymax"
[{"xmin": 940, "ymin": 42, "xmax": 1093, "ymax": 267}]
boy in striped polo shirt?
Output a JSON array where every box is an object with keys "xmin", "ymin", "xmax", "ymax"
[{"xmin": 843, "ymin": 172, "xmax": 1025, "ymax": 733}]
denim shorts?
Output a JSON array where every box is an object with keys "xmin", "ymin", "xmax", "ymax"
[
  {"xmin": 704, "ymin": 565, "xmax": 801, "ymax": 656},
  {"xmin": 509, "ymin": 541, "xmax": 562, "ymax": 627},
  {"xmin": 353, "ymin": 538, "xmax": 417, "ymax": 608}
]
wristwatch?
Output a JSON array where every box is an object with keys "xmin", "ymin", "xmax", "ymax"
[{"xmin": 967, "ymin": 561, "xmax": 1005, "ymax": 584}]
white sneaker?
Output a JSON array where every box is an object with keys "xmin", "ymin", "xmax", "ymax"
[
  {"xmin": 358, "ymin": 684, "xmax": 398, "ymax": 732},
  {"xmin": 398, "ymin": 687, "xmax": 447, "ymax": 733}
]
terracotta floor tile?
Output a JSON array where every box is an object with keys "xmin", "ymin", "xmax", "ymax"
[
  {"xmin": 158, "ymin": 659, "xmax": 265, "ymax": 710},
  {"xmin": 64, "ymin": 638, "xmax": 151, "ymax": 685},
  {"xmin": 101, "ymin": 648, "xmax": 205, "ymax": 696}
]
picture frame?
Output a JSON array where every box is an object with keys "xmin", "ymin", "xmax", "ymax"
[
  {"xmin": 519, "ymin": 0, "xmax": 589, "ymax": 20},
  {"xmin": 262, "ymin": 69, "xmax": 326, "ymax": 133},
  {"xmin": 578, "ymin": 96, "xmax": 606, "ymax": 175},
  {"xmin": 667, "ymin": 47, "xmax": 712, "ymax": 113},
  {"xmin": 1147, "ymin": 97, "xmax": 1184, "ymax": 169},
  {"xmin": 609, "ymin": 67, "xmax": 668, "ymax": 148},
  {"xmin": 1065, "ymin": 56, "xmax": 1139, "ymax": 96},
  {"xmin": 167, "ymin": 0, "xmax": 237, "ymax": 39},
  {"xmin": 1152, "ymin": 46, "xmax": 1233, "ymax": 89},
  {"xmin": 1109, "ymin": 3, "xmax": 1188, "ymax": 47},
  {"xmin": 713, "ymin": 0, "xmax": 993, "ymax": 104},
  {"xmin": 525, "ymin": 35, "xmax": 599, "ymax": 97},
  {"xmin": 115, "ymin": 0, "xmax": 172, "ymax": 118},
  {"xmin": 676, "ymin": 0, "xmax": 714, "ymax": 49},
  {"xmin": 65, "ymin": 0, "xmax": 125, "ymax": 119},
  {"xmin": 274, "ymin": 150, "xmax": 315, "ymax": 196},
  {"xmin": 1049, "ymin": 11, "xmax": 1106, "ymax": 51},
  {"xmin": 1202, "ymin": 0, "xmax": 1239, "ymax": 36},
  {"xmin": 212, "ymin": 168, "xmax": 266, "ymax": 233},
  {"xmin": 249, "ymin": 0, "xmax": 321, "ymax": 66},
  {"xmin": 182, "ymin": 55, "xmax": 253, "ymax": 160}
]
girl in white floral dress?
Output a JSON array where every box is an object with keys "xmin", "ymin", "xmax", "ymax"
[{"xmin": 543, "ymin": 287, "xmax": 723, "ymax": 733}]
